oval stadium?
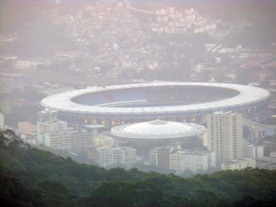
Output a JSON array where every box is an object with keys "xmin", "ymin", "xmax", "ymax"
[{"xmin": 41, "ymin": 82, "xmax": 271, "ymax": 127}]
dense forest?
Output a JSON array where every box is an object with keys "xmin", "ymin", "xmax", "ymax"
[{"xmin": 1, "ymin": 129, "xmax": 276, "ymax": 207}]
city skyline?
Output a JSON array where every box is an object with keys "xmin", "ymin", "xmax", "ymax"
[{"xmin": 0, "ymin": 0, "xmax": 275, "ymax": 174}]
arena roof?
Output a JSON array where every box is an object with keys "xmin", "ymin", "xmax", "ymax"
[
  {"xmin": 41, "ymin": 82, "xmax": 271, "ymax": 117},
  {"xmin": 111, "ymin": 119, "xmax": 206, "ymax": 140}
]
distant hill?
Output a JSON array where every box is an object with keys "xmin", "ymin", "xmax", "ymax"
[
  {"xmin": 1, "ymin": 129, "xmax": 276, "ymax": 206},
  {"xmin": 131, "ymin": 0, "xmax": 276, "ymax": 21}
]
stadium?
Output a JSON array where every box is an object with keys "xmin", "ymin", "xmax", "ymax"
[
  {"xmin": 41, "ymin": 82, "xmax": 271, "ymax": 127},
  {"xmin": 111, "ymin": 119, "xmax": 206, "ymax": 142}
]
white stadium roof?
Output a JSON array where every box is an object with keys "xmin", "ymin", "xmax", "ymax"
[
  {"xmin": 41, "ymin": 82, "xmax": 271, "ymax": 116},
  {"xmin": 111, "ymin": 119, "xmax": 206, "ymax": 140}
]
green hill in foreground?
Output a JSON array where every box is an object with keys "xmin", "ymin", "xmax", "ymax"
[{"xmin": 0, "ymin": 129, "xmax": 276, "ymax": 207}]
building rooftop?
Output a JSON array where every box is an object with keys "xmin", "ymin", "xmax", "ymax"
[
  {"xmin": 111, "ymin": 119, "xmax": 206, "ymax": 141},
  {"xmin": 41, "ymin": 82, "xmax": 271, "ymax": 117}
]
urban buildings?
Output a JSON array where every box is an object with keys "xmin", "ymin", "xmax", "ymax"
[
  {"xmin": 149, "ymin": 146, "xmax": 216, "ymax": 174},
  {"xmin": 37, "ymin": 110, "xmax": 69, "ymax": 149},
  {"xmin": 221, "ymin": 157, "xmax": 256, "ymax": 170},
  {"xmin": 38, "ymin": 133, "xmax": 72, "ymax": 150},
  {"xmin": 149, "ymin": 147, "xmax": 171, "ymax": 170},
  {"xmin": 263, "ymin": 141, "xmax": 276, "ymax": 156},
  {"xmin": 0, "ymin": 73, "xmax": 25, "ymax": 94},
  {"xmin": 93, "ymin": 134, "xmax": 115, "ymax": 147},
  {"xmin": 96, "ymin": 146, "xmax": 137, "ymax": 167},
  {"xmin": 37, "ymin": 110, "xmax": 95, "ymax": 151},
  {"xmin": 243, "ymin": 143, "xmax": 264, "ymax": 159},
  {"xmin": 169, "ymin": 150, "xmax": 216, "ymax": 174},
  {"xmin": 207, "ymin": 112, "xmax": 244, "ymax": 165},
  {"xmin": 0, "ymin": 113, "xmax": 4, "ymax": 129}
]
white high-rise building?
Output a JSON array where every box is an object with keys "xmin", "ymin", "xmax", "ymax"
[
  {"xmin": 96, "ymin": 146, "xmax": 137, "ymax": 167},
  {"xmin": 207, "ymin": 112, "xmax": 244, "ymax": 165},
  {"xmin": 38, "ymin": 133, "xmax": 71, "ymax": 150},
  {"xmin": 0, "ymin": 113, "xmax": 4, "ymax": 129},
  {"xmin": 37, "ymin": 120, "xmax": 68, "ymax": 134},
  {"xmin": 37, "ymin": 109, "xmax": 69, "ymax": 149},
  {"xmin": 37, "ymin": 110, "xmax": 67, "ymax": 134},
  {"xmin": 169, "ymin": 150, "xmax": 216, "ymax": 174}
]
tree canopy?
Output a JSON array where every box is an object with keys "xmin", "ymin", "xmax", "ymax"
[{"xmin": 0, "ymin": 131, "xmax": 276, "ymax": 207}]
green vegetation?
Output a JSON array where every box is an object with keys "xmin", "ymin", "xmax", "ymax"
[{"xmin": 1, "ymin": 130, "xmax": 276, "ymax": 207}]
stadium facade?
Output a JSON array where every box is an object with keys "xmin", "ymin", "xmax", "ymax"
[{"xmin": 41, "ymin": 82, "xmax": 271, "ymax": 127}]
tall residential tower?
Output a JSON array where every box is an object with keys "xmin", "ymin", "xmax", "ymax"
[{"xmin": 207, "ymin": 112, "xmax": 243, "ymax": 165}]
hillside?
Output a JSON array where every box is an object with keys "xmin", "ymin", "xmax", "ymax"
[{"xmin": 0, "ymin": 129, "xmax": 276, "ymax": 207}]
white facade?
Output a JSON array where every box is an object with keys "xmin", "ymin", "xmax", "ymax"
[
  {"xmin": 37, "ymin": 120, "xmax": 67, "ymax": 134},
  {"xmin": 169, "ymin": 150, "xmax": 216, "ymax": 174},
  {"xmin": 37, "ymin": 130, "xmax": 94, "ymax": 151},
  {"xmin": 37, "ymin": 132, "xmax": 71, "ymax": 150},
  {"xmin": 37, "ymin": 110, "xmax": 96, "ymax": 150},
  {"xmin": 96, "ymin": 146, "xmax": 137, "ymax": 167},
  {"xmin": 207, "ymin": 112, "xmax": 244, "ymax": 165},
  {"xmin": 93, "ymin": 134, "xmax": 115, "ymax": 147},
  {"xmin": 111, "ymin": 119, "xmax": 206, "ymax": 141},
  {"xmin": 0, "ymin": 113, "xmax": 4, "ymax": 129},
  {"xmin": 37, "ymin": 109, "xmax": 58, "ymax": 122},
  {"xmin": 244, "ymin": 144, "xmax": 264, "ymax": 158},
  {"xmin": 71, "ymin": 131, "xmax": 94, "ymax": 151},
  {"xmin": 37, "ymin": 109, "xmax": 67, "ymax": 134},
  {"xmin": 0, "ymin": 73, "xmax": 24, "ymax": 93},
  {"xmin": 221, "ymin": 157, "xmax": 256, "ymax": 170}
]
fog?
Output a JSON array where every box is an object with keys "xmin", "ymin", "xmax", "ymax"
[{"xmin": 0, "ymin": 0, "xmax": 275, "ymax": 175}]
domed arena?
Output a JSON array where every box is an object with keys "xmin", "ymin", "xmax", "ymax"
[
  {"xmin": 41, "ymin": 82, "xmax": 271, "ymax": 126},
  {"xmin": 111, "ymin": 119, "xmax": 206, "ymax": 142}
]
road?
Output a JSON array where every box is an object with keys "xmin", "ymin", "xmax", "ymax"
[
  {"xmin": 243, "ymin": 118, "xmax": 276, "ymax": 130},
  {"xmin": 122, "ymin": 0, "xmax": 155, "ymax": 14}
]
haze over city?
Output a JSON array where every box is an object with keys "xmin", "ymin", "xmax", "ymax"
[{"xmin": 0, "ymin": 0, "xmax": 276, "ymax": 206}]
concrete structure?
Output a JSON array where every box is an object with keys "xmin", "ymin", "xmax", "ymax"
[
  {"xmin": 41, "ymin": 82, "xmax": 271, "ymax": 127},
  {"xmin": 263, "ymin": 141, "xmax": 276, "ymax": 156},
  {"xmin": 0, "ymin": 73, "xmax": 25, "ymax": 93},
  {"xmin": 37, "ymin": 130, "xmax": 95, "ymax": 151},
  {"xmin": 96, "ymin": 146, "xmax": 137, "ymax": 167},
  {"xmin": 37, "ymin": 110, "xmax": 68, "ymax": 134},
  {"xmin": 93, "ymin": 134, "xmax": 115, "ymax": 147},
  {"xmin": 37, "ymin": 110, "xmax": 69, "ymax": 149},
  {"xmin": 207, "ymin": 112, "xmax": 244, "ymax": 165},
  {"xmin": 243, "ymin": 143, "xmax": 264, "ymax": 158},
  {"xmin": 37, "ymin": 109, "xmax": 58, "ymax": 122},
  {"xmin": 37, "ymin": 109, "xmax": 95, "ymax": 151},
  {"xmin": 111, "ymin": 119, "xmax": 206, "ymax": 142},
  {"xmin": 0, "ymin": 113, "xmax": 4, "ymax": 129},
  {"xmin": 257, "ymin": 157, "xmax": 276, "ymax": 170},
  {"xmin": 70, "ymin": 131, "xmax": 94, "ymax": 151},
  {"xmin": 221, "ymin": 157, "xmax": 256, "ymax": 170},
  {"xmin": 243, "ymin": 119, "xmax": 276, "ymax": 138},
  {"xmin": 149, "ymin": 147, "xmax": 171, "ymax": 170},
  {"xmin": 169, "ymin": 150, "xmax": 216, "ymax": 174},
  {"xmin": 37, "ymin": 119, "xmax": 68, "ymax": 135},
  {"xmin": 37, "ymin": 132, "xmax": 71, "ymax": 150}
]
